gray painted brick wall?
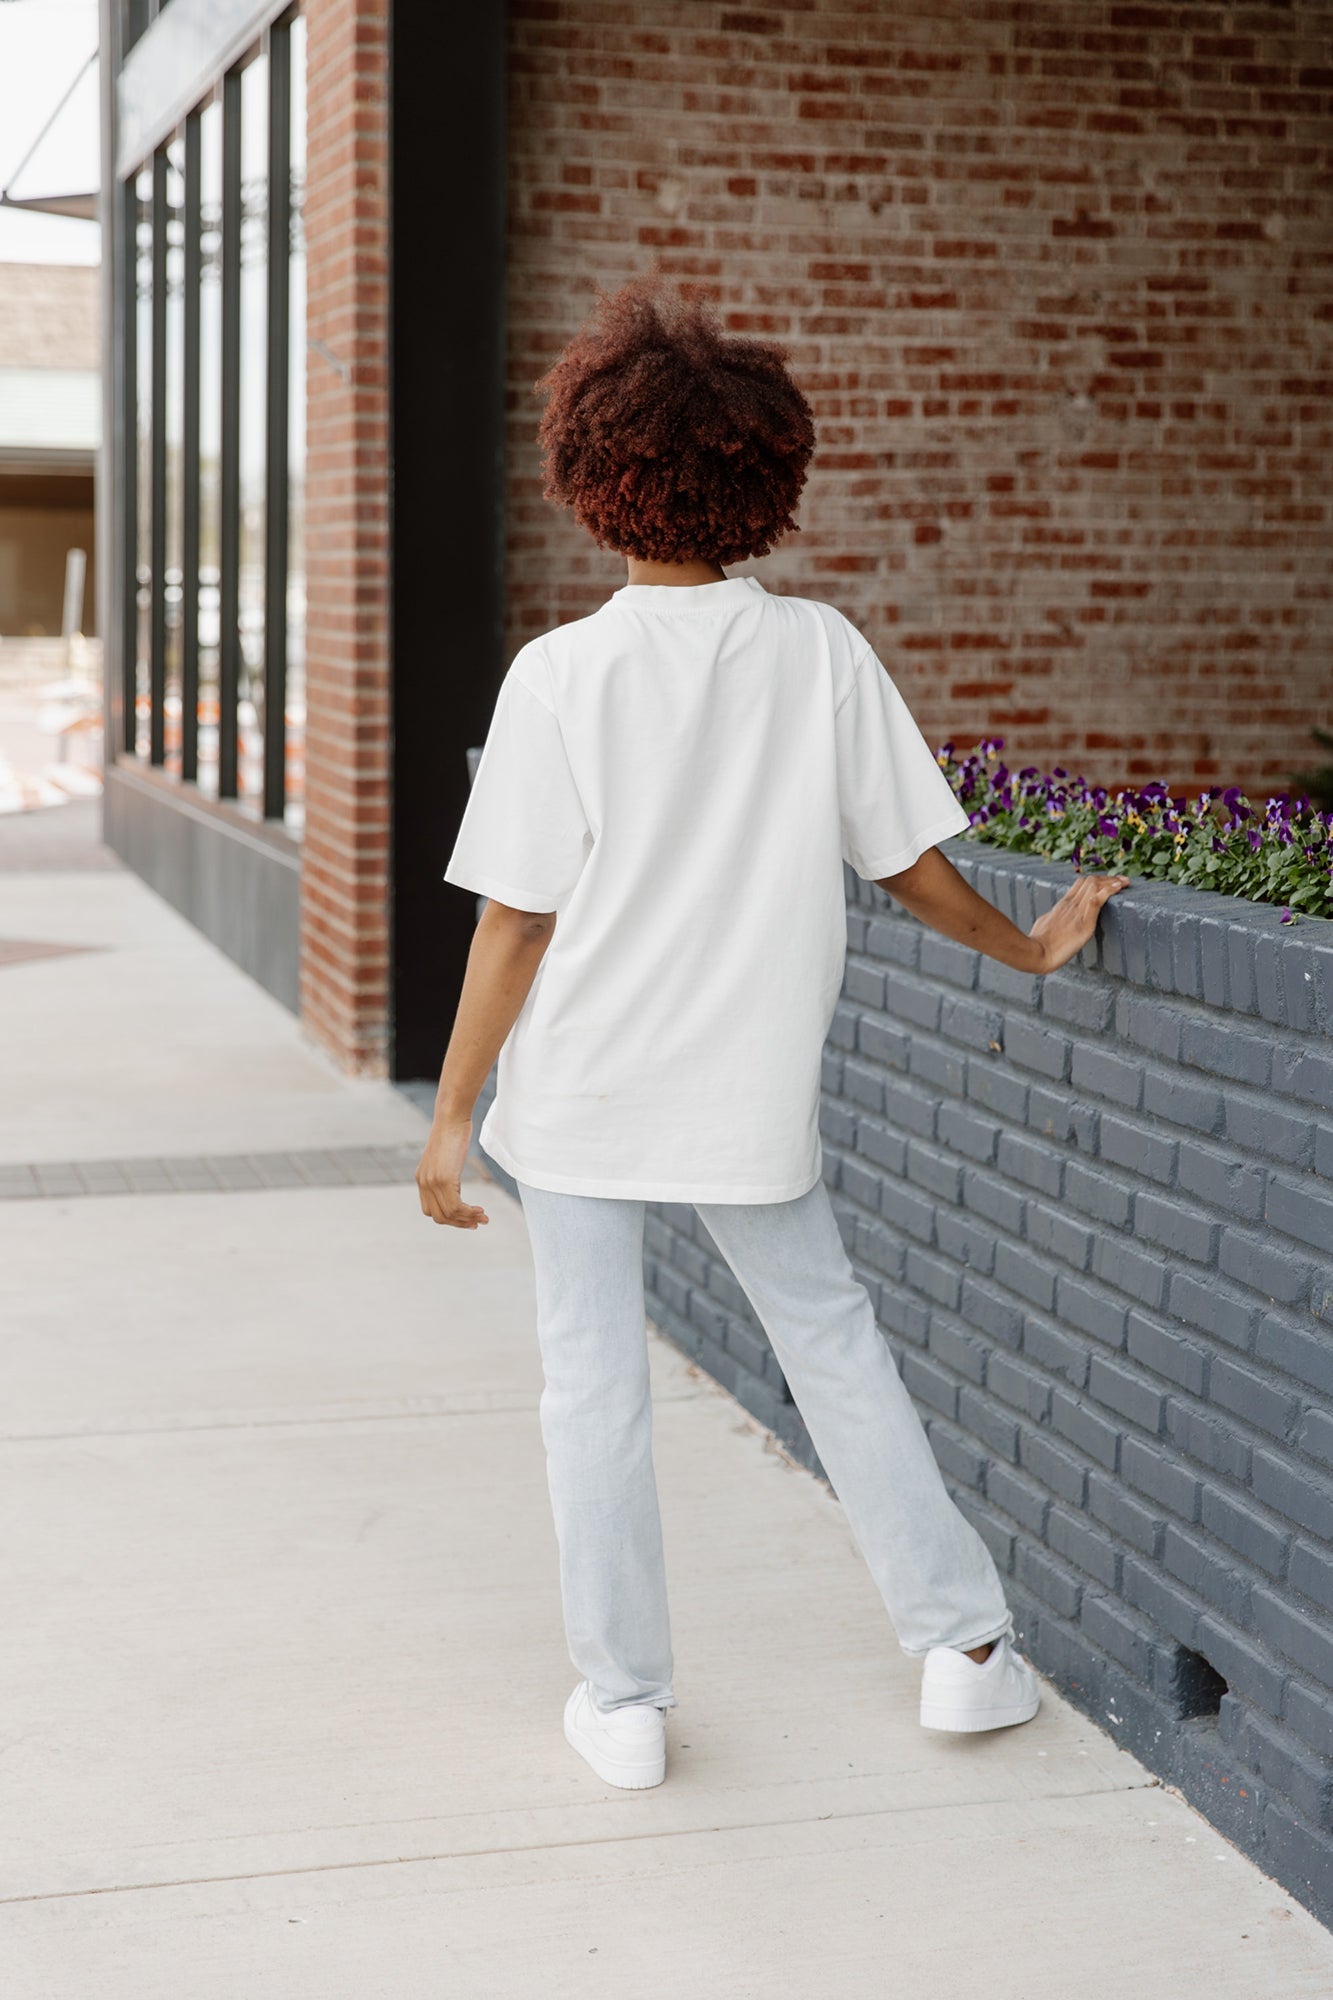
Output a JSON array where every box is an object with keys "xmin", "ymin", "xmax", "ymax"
[
  {"xmin": 469, "ymin": 837, "xmax": 1333, "ymax": 1928},
  {"xmin": 638, "ymin": 843, "xmax": 1333, "ymax": 1929}
]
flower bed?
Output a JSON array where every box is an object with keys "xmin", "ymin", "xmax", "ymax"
[{"xmin": 938, "ymin": 739, "xmax": 1333, "ymax": 924}]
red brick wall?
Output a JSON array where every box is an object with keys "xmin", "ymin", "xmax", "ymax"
[
  {"xmin": 505, "ymin": 0, "xmax": 1332, "ymax": 800},
  {"xmin": 301, "ymin": 0, "xmax": 391, "ymax": 1073}
]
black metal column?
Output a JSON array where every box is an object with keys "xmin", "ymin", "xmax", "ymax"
[
  {"xmin": 388, "ymin": 0, "xmax": 508, "ymax": 1082},
  {"xmin": 119, "ymin": 173, "xmax": 138, "ymax": 755},
  {"xmin": 181, "ymin": 109, "xmax": 202, "ymax": 783},
  {"xmin": 262, "ymin": 17, "xmax": 292, "ymax": 823},
  {"xmin": 148, "ymin": 148, "xmax": 168, "ymax": 764},
  {"xmin": 217, "ymin": 66, "xmax": 242, "ymax": 800}
]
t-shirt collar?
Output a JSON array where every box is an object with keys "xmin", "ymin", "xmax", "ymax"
[{"xmin": 609, "ymin": 574, "xmax": 766, "ymax": 612}]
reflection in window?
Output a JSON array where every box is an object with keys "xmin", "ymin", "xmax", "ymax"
[
  {"xmin": 133, "ymin": 164, "xmax": 153, "ymax": 758},
  {"xmin": 197, "ymin": 96, "xmax": 222, "ymax": 798},
  {"xmin": 237, "ymin": 51, "xmax": 268, "ymax": 814},
  {"xmin": 285, "ymin": 13, "xmax": 307, "ymax": 835},
  {"xmin": 163, "ymin": 136, "xmax": 185, "ymax": 775}
]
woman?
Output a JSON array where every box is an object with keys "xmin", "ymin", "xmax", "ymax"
[{"xmin": 416, "ymin": 277, "xmax": 1129, "ymax": 1791}]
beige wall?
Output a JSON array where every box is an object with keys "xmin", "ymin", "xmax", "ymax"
[{"xmin": 0, "ymin": 264, "xmax": 99, "ymax": 370}]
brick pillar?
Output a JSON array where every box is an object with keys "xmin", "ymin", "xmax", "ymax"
[{"xmin": 300, "ymin": 0, "xmax": 391, "ymax": 1074}]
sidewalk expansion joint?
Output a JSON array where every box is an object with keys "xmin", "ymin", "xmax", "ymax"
[
  {"xmin": 0, "ymin": 1384, "xmax": 707, "ymax": 1447},
  {"xmin": 0, "ymin": 1144, "xmax": 423, "ymax": 1200},
  {"xmin": 0, "ymin": 1777, "xmax": 1161, "ymax": 1907}
]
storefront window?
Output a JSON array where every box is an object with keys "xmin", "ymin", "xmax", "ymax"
[
  {"xmin": 120, "ymin": 10, "xmax": 304, "ymax": 835},
  {"xmin": 285, "ymin": 12, "xmax": 307, "ymax": 835}
]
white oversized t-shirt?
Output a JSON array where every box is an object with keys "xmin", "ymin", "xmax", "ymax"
[{"xmin": 443, "ymin": 574, "xmax": 969, "ymax": 1202}]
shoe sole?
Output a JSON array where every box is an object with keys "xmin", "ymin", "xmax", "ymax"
[
  {"xmin": 563, "ymin": 1714, "xmax": 666, "ymax": 1789},
  {"xmin": 919, "ymin": 1691, "xmax": 1041, "ymax": 1733}
]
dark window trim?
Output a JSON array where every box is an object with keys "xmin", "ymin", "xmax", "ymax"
[
  {"xmin": 216, "ymin": 62, "xmax": 242, "ymax": 800},
  {"xmin": 389, "ymin": 3, "xmax": 508, "ymax": 1079},
  {"xmin": 262, "ymin": 14, "xmax": 291, "ymax": 822},
  {"xmin": 181, "ymin": 107, "xmax": 202, "ymax": 784},
  {"xmin": 119, "ymin": 171, "xmax": 138, "ymax": 755},
  {"xmin": 124, "ymin": 0, "xmax": 151, "ymax": 55},
  {"xmin": 148, "ymin": 146, "xmax": 168, "ymax": 765}
]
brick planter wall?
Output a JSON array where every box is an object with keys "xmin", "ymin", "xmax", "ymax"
[
  {"xmin": 471, "ymin": 844, "xmax": 1333, "ymax": 1919},
  {"xmin": 632, "ymin": 849, "xmax": 1333, "ymax": 1927}
]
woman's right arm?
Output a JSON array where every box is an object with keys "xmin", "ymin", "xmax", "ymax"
[
  {"xmin": 876, "ymin": 844, "xmax": 1130, "ymax": 975},
  {"xmin": 415, "ymin": 899, "xmax": 556, "ymax": 1229}
]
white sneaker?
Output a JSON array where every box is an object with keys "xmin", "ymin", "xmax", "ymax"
[
  {"xmin": 919, "ymin": 1632, "xmax": 1042, "ymax": 1733},
  {"xmin": 563, "ymin": 1680, "xmax": 668, "ymax": 1789}
]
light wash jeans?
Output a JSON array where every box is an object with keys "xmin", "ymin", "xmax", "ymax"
[{"xmin": 516, "ymin": 1174, "xmax": 1014, "ymax": 1713}]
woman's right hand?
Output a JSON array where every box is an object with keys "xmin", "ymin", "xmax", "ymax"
[
  {"xmin": 416, "ymin": 1112, "xmax": 490, "ymax": 1229},
  {"xmin": 1027, "ymin": 872, "xmax": 1131, "ymax": 973}
]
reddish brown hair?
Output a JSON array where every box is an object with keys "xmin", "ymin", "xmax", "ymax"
[{"xmin": 534, "ymin": 277, "xmax": 815, "ymax": 566}]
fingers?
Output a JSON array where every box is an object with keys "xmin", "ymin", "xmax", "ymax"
[
  {"xmin": 1031, "ymin": 871, "xmax": 1131, "ymax": 974},
  {"xmin": 1067, "ymin": 871, "xmax": 1130, "ymax": 906},
  {"xmin": 1073, "ymin": 874, "xmax": 1130, "ymax": 924},
  {"xmin": 416, "ymin": 1179, "xmax": 491, "ymax": 1229}
]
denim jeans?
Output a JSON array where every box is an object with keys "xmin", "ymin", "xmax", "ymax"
[{"xmin": 516, "ymin": 1174, "xmax": 1014, "ymax": 1712}]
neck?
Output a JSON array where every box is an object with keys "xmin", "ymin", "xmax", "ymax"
[{"xmin": 624, "ymin": 557, "xmax": 729, "ymax": 587}]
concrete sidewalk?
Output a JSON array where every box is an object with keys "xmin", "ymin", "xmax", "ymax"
[{"xmin": 2, "ymin": 845, "xmax": 1331, "ymax": 1997}]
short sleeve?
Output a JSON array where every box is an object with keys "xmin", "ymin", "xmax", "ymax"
[
  {"xmin": 834, "ymin": 648, "xmax": 970, "ymax": 880},
  {"xmin": 443, "ymin": 665, "xmax": 592, "ymax": 912}
]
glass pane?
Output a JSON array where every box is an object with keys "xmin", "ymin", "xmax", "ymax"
[
  {"xmin": 197, "ymin": 96, "xmax": 222, "ymax": 798},
  {"xmin": 133, "ymin": 163, "xmax": 153, "ymax": 759},
  {"xmin": 285, "ymin": 12, "xmax": 307, "ymax": 837},
  {"xmin": 162, "ymin": 136, "xmax": 185, "ymax": 776},
  {"xmin": 237, "ymin": 50, "xmax": 268, "ymax": 815}
]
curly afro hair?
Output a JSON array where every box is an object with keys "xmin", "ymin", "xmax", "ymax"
[{"xmin": 534, "ymin": 276, "xmax": 816, "ymax": 566}]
